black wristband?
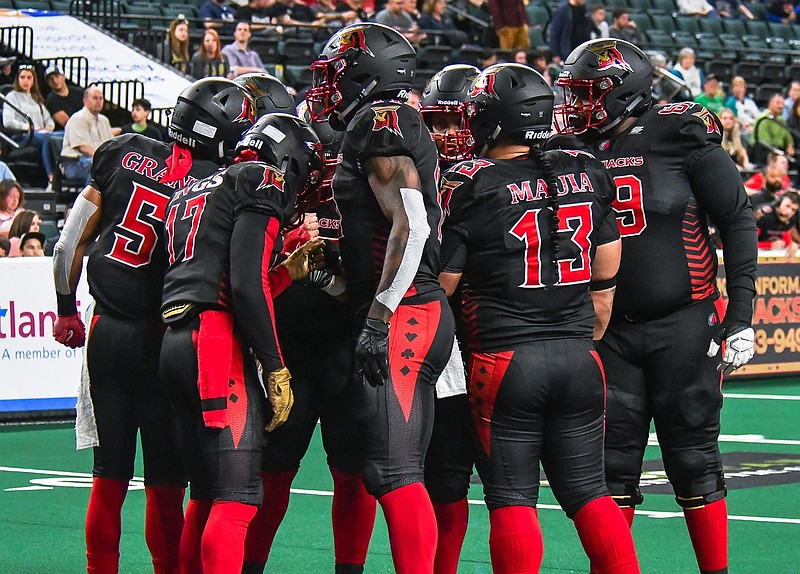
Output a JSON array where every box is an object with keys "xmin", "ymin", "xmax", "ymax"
[
  {"xmin": 590, "ymin": 276, "xmax": 617, "ymax": 291},
  {"xmin": 56, "ymin": 292, "xmax": 78, "ymax": 316},
  {"xmin": 365, "ymin": 317, "xmax": 389, "ymax": 334}
]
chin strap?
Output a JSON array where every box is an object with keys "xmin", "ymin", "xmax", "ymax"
[{"xmin": 161, "ymin": 143, "xmax": 194, "ymax": 183}]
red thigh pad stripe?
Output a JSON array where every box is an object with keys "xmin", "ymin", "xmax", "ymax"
[{"xmin": 467, "ymin": 351, "xmax": 514, "ymax": 456}]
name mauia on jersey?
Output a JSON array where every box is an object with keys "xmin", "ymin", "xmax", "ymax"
[{"xmin": 507, "ymin": 172, "xmax": 595, "ymax": 204}]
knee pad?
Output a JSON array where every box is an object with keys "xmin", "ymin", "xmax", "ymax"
[
  {"xmin": 425, "ymin": 471, "xmax": 471, "ymax": 504},
  {"xmin": 607, "ymin": 482, "xmax": 644, "ymax": 508},
  {"xmin": 674, "ymin": 473, "xmax": 727, "ymax": 509}
]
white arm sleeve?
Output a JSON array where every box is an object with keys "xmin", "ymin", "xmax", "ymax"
[
  {"xmin": 375, "ymin": 187, "xmax": 430, "ymax": 313},
  {"xmin": 53, "ymin": 194, "xmax": 98, "ymax": 295}
]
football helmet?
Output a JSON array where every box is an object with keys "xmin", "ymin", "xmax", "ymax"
[
  {"xmin": 554, "ymin": 38, "xmax": 653, "ymax": 136},
  {"xmin": 297, "ymin": 100, "xmax": 342, "ymax": 203},
  {"xmin": 420, "ymin": 64, "xmax": 479, "ymax": 162},
  {"xmin": 464, "ymin": 63, "xmax": 554, "ymax": 156},
  {"xmin": 306, "ymin": 23, "xmax": 416, "ymax": 130},
  {"xmin": 234, "ymin": 72, "xmax": 296, "ymax": 118},
  {"xmin": 235, "ymin": 113, "xmax": 324, "ymax": 216},
  {"xmin": 169, "ymin": 77, "xmax": 255, "ymax": 163}
]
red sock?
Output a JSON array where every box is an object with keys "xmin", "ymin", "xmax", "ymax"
[
  {"xmin": 488, "ymin": 506, "xmax": 543, "ymax": 574},
  {"xmin": 201, "ymin": 501, "xmax": 257, "ymax": 574},
  {"xmin": 145, "ymin": 485, "xmax": 185, "ymax": 574},
  {"xmin": 378, "ymin": 483, "xmax": 437, "ymax": 574},
  {"xmin": 432, "ymin": 499, "xmax": 469, "ymax": 574},
  {"xmin": 243, "ymin": 470, "xmax": 297, "ymax": 566},
  {"xmin": 620, "ymin": 506, "xmax": 636, "ymax": 528},
  {"xmin": 86, "ymin": 477, "xmax": 128, "ymax": 574},
  {"xmin": 574, "ymin": 497, "xmax": 639, "ymax": 574},
  {"xmin": 181, "ymin": 499, "xmax": 212, "ymax": 574},
  {"xmin": 683, "ymin": 499, "xmax": 728, "ymax": 573},
  {"xmin": 330, "ymin": 467, "xmax": 376, "ymax": 566}
]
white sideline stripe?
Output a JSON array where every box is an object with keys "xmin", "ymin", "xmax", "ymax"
[
  {"xmin": 647, "ymin": 434, "xmax": 800, "ymax": 446},
  {"xmin": 724, "ymin": 393, "xmax": 800, "ymax": 401},
  {"xmin": 3, "ymin": 467, "xmax": 799, "ymax": 524}
]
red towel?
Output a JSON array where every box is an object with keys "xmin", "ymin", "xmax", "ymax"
[
  {"xmin": 197, "ymin": 309, "xmax": 234, "ymax": 428},
  {"xmin": 161, "ymin": 143, "xmax": 194, "ymax": 184}
]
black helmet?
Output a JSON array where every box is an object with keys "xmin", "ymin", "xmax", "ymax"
[
  {"xmin": 234, "ymin": 72, "xmax": 296, "ymax": 118},
  {"xmin": 465, "ymin": 63, "xmax": 554, "ymax": 156},
  {"xmin": 234, "ymin": 113, "xmax": 324, "ymax": 216},
  {"xmin": 420, "ymin": 64, "xmax": 479, "ymax": 162},
  {"xmin": 169, "ymin": 78, "xmax": 255, "ymax": 163},
  {"xmin": 554, "ymin": 38, "xmax": 653, "ymax": 137},
  {"xmin": 297, "ymin": 100, "xmax": 342, "ymax": 203},
  {"xmin": 306, "ymin": 23, "xmax": 416, "ymax": 129}
]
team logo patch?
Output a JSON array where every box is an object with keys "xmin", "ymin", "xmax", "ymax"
[
  {"xmin": 589, "ymin": 41, "xmax": 633, "ymax": 73},
  {"xmin": 469, "ymin": 68, "xmax": 501, "ymax": 99},
  {"xmin": 693, "ymin": 107, "xmax": 721, "ymax": 135},
  {"xmin": 257, "ymin": 167, "xmax": 285, "ymax": 193},
  {"xmin": 708, "ymin": 312, "xmax": 719, "ymax": 326},
  {"xmin": 372, "ymin": 105, "xmax": 402, "ymax": 137},
  {"xmin": 233, "ymin": 98, "xmax": 255, "ymax": 124},
  {"xmin": 334, "ymin": 25, "xmax": 374, "ymax": 57},
  {"xmin": 599, "ymin": 140, "xmax": 611, "ymax": 151}
]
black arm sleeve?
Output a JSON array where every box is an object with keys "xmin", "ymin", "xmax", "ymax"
[
  {"xmin": 688, "ymin": 145, "xmax": 758, "ymax": 327},
  {"xmin": 230, "ymin": 209, "xmax": 284, "ymax": 373}
]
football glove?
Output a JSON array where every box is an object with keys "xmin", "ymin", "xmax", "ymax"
[
  {"xmin": 280, "ymin": 238, "xmax": 325, "ymax": 281},
  {"xmin": 265, "ymin": 366, "xmax": 294, "ymax": 432},
  {"xmin": 307, "ymin": 270, "xmax": 347, "ymax": 297},
  {"xmin": 707, "ymin": 324, "xmax": 755, "ymax": 376},
  {"xmin": 354, "ymin": 318, "xmax": 390, "ymax": 387},
  {"xmin": 53, "ymin": 314, "xmax": 86, "ymax": 348}
]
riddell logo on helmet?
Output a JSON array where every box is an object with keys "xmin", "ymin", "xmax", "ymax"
[
  {"xmin": 168, "ymin": 126, "xmax": 196, "ymax": 148},
  {"xmin": 524, "ymin": 130, "xmax": 549, "ymax": 140},
  {"xmin": 335, "ymin": 26, "xmax": 374, "ymax": 57},
  {"xmin": 591, "ymin": 42, "xmax": 633, "ymax": 73}
]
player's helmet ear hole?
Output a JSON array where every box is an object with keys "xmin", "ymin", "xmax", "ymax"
[{"xmin": 219, "ymin": 94, "xmax": 229, "ymax": 106}]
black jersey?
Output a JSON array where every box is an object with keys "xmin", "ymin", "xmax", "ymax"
[
  {"xmin": 333, "ymin": 100, "xmax": 443, "ymax": 313},
  {"xmin": 162, "ymin": 161, "xmax": 295, "ymax": 312},
  {"xmin": 440, "ymin": 152, "xmax": 618, "ymax": 352},
  {"xmin": 575, "ymin": 102, "xmax": 757, "ymax": 322},
  {"xmin": 86, "ymin": 134, "xmax": 220, "ymax": 319}
]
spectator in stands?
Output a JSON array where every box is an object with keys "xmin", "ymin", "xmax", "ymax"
[
  {"xmin": 715, "ymin": 0, "xmax": 754, "ymax": 19},
  {"xmin": 60, "ymin": 86, "xmax": 114, "ymax": 186},
  {"xmin": 0, "ymin": 160, "xmax": 14, "ymax": 181},
  {"xmin": 766, "ymin": 0, "xmax": 795, "ymax": 23},
  {"xmin": 44, "ymin": 65, "xmax": 84, "ymax": 130},
  {"xmin": 548, "ymin": 0, "xmax": 593, "ymax": 63},
  {"xmin": 754, "ymin": 191, "xmax": 800, "ymax": 256},
  {"xmin": 2, "ymin": 63, "xmax": 57, "ymax": 189},
  {"xmin": 724, "ymin": 76, "xmax": 759, "ymax": 142},
  {"xmin": 784, "ymin": 81, "xmax": 800, "ymax": 120},
  {"xmin": 374, "ymin": 0, "xmax": 427, "ymax": 44},
  {"xmin": 694, "ymin": 73, "xmax": 726, "ymax": 114},
  {"xmin": 0, "ymin": 179, "xmax": 23, "ymax": 237},
  {"xmin": 529, "ymin": 48, "xmax": 556, "ymax": 86},
  {"xmin": 745, "ymin": 152, "xmax": 791, "ymax": 192},
  {"xmin": 0, "ymin": 235, "xmax": 9, "ymax": 257},
  {"xmin": 746, "ymin": 165, "xmax": 790, "ymax": 209},
  {"xmin": 608, "ymin": 9, "xmax": 642, "ymax": 44},
  {"xmin": 514, "ymin": 49, "xmax": 528, "ymax": 64},
  {"xmin": 671, "ymin": 47, "xmax": 703, "ymax": 98},
  {"xmin": 477, "ymin": 47, "xmax": 497, "ymax": 69},
  {"xmin": 418, "ymin": 0, "xmax": 468, "ymax": 47},
  {"xmin": 18, "ymin": 230, "xmax": 44, "ymax": 257},
  {"xmin": 236, "ymin": 0, "xmax": 282, "ymax": 32},
  {"xmin": 677, "ymin": 0, "xmax": 719, "ymax": 18},
  {"xmin": 340, "ymin": 0, "xmax": 373, "ymax": 23},
  {"xmin": 164, "ymin": 16, "xmax": 191, "ymax": 75},
  {"xmin": 120, "ymin": 98, "xmax": 163, "ymax": 141},
  {"xmin": 787, "ymin": 96, "xmax": 800, "ymax": 149},
  {"xmin": 313, "ymin": 0, "xmax": 349, "ymax": 30},
  {"xmin": 719, "ymin": 107, "xmax": 753, "ymax": 171},
  {"xmin": 199, "ymin": 0, "xmax": 237, "ymax": 29},
  {"xmin": 277, "ymin": 0, "xmax": 324, "ymax": 40},
  {"xmin": 7, "ymin": 208, "xmax": 40, "ymax": 257},
  {"xmin": 753, "ymin": 93, "xmax": 795, "ymax": 165},
  {"xmin": 488, "ymin": 0, "xmax": 529, "ymax": 50},
  {"xmin": 450, "ymin": 0, "xmax": 491, "ymax": 46},
  {"xmin": 589, "ymin": 4, "xmax": 608, "ymax": 38},
  {"xmin": 222, "ymin": 21, "xmax": 267, "ymax": 77},
  {"xmin": 191, "ymin": 29, "xmax": 230, "ymax": 78},
  {"xmin": 0, "ymin": 57, "xmax": 15, "ymax": 87}
]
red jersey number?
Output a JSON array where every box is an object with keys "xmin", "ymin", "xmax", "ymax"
[
  {"xmin": 165, "ymin": 192, "xmax": 210, "ymax": 265},
  {"xmin": 509, "ymin": 202, "xmax": 594, "ymax": 288},
  {"xmin": 612, "ymin": 174, "xmax": 647, "ymax": 237},
  {"xmin": 106, "ymin": 183, "xmax": 169, "ymax": 268}
]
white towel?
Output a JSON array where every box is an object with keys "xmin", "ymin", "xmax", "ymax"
[
  {"xmin": 435, "ymin": 335, "xmax": 467, "ymax": 398},
  {"xmin": 75, "ymin": 303, "xmax": 98, "ymax": 450}
]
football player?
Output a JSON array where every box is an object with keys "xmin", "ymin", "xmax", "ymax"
[
  {"xmin": 52, "ymin": 78, "xmax": 255, "ymax": 574},
  {"xmin": 440, "ymin": 62, "xmax": 639, "ymax": 574},
  {"xmin": 234, "ymin": 72, "xmax": 296, "ymax": 119},
  {"xmin": 419, "ymin": 63, "xmax": 479, "ymax": 574},
  {"xmin": 554, "ymin": 39, "xmax": 757, "ymax": 574},
  {"xmin": 159, "ymin": 114, "xmax": 325, "ymax": 574},
  {"xmin": 307, "ymin": 23, "xmax": 455, "ymax": 573}
]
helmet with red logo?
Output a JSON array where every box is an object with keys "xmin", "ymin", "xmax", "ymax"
[
  {"xmin": 306, "ymin": 23, "xmax": 416, "ymax": 130},
  {"xmin": 235, "ymin": 113, "xmax": 324, "ymax": 215},
  {"xmin": 420, "ymin": 64, "xmax": 479, "ymax": 162},
  {"xmin": 297, "ymin": 100, "xmax": 342, "ymax": 203},
  {"xmin": 169, "ymin": 78, "xmax": 255, "ymax": 164},
  {"xmin": 234, "ymin": 72, "xmax": 296, "ymax": 118},
  {"xmin": 554, "ymin": 38, "xmax": 653, "ymax": 137},
  {"xmin": 464, "ymin": 63, "xmax": 554, "ymax": 156}
]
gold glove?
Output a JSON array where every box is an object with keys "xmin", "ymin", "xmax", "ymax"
[
  {"xmin": 266, "ymin": 366, "xmax": 294, "ymax": 432},
  {"xmin": 280, "ymin": 238, "xmax": 326, "ymax": 281}
]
